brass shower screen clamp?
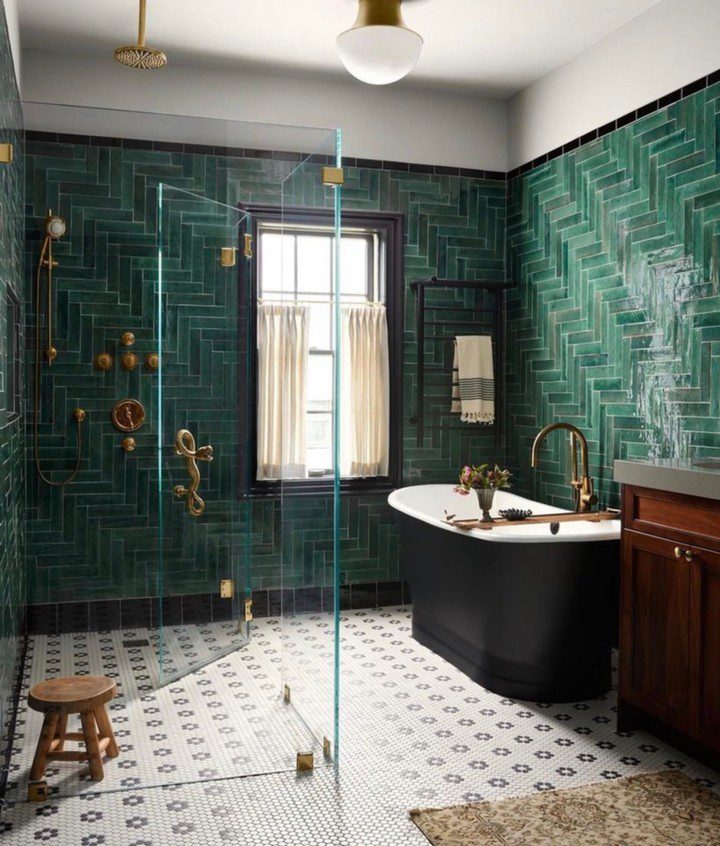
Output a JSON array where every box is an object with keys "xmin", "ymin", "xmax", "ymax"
[{"xmin": 322, "ymin": 167, "xmax": 344, "ymax": 186}]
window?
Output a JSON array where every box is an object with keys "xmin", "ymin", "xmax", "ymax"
[
  {"xmin": 243, "ymin": 206, "xmax": 403, "ymax": 494},
  {"xmin": 5, "ymin": 286, "xmax": 20, "ymax": 422}
]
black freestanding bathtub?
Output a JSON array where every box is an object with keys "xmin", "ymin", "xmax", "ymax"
[{"xmin": 388, "ymin": 485, "xmax": 621, "ymax": 703}]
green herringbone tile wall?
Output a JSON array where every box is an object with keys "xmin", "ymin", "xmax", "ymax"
[
  {"xmin": 24, "ymin": 139, "xmax": 506, "ymax": 603},
  {"xmin": 0, "ymin": 2, "xmax": 24, "ymax": 775},
  {"xmin": 506, "ymin": 85, "xmax": 720, "ymax": 509}
]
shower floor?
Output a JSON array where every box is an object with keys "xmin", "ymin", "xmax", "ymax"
[
  {"xmin": 2, "ymin": 607, "xmax": 718, "ymax": 845},
  {"xmin": 4, "ymin": 618, "xmax": 325, "ymax": 801}
]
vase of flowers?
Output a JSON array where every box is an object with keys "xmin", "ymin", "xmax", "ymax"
[{"xmin": 454, "ymin": 463, "xmax": 512, "ymax": 523}]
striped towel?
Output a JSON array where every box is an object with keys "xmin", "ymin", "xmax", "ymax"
[{"xmin": 451, "ymin": 335, "xmax": 495, "ymax": 423}]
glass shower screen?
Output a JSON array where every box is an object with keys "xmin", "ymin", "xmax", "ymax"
[{"xmin": 279, "ymin": 130, "xmax": 343, "ymax": 765}]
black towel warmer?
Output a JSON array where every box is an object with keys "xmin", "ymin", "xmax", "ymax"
[{"xmin": 409, "ymin": 276, "xmax": 513, "ymax": 447}]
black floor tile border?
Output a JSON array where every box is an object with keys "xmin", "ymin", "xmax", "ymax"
[{"xmin": 25, "ymin": 581, "xmax": 411, "ymax": 636}]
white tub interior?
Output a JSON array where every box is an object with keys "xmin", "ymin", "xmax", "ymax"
[{"xmin": 388, "ymin": 485, "xmax": 621, "ymax": 543}]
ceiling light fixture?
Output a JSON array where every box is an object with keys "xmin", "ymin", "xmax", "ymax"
[
  {"xmin": 114, "ymin": 0, "xmax": 167, "ymax": 70},
  {"xmin": 337, "ymin": 0, "xmax": 423, "ymax": 86}
]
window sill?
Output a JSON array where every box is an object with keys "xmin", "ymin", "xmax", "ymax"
[{"xmin": 247, "ymin": 477, "xmax": 396, "ymax": 499}]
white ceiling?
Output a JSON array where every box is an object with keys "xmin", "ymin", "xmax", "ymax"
[{"xmin": 19, "ymin": 0, "xmax": 663, "ymax": 97}]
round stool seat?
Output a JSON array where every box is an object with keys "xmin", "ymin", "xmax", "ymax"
[{"xmin": 28, "ymin": 675, "xmax": 117, "ymax": 714}]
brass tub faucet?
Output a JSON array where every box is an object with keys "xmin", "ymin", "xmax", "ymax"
[{"xmin": 531, "ymin": 422, "xmax": 598, "ymax": 513}]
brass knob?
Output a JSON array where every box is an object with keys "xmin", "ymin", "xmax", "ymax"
[
  {"xmin": 145, "ymin": 352, "xmax": 159, "ymax": 371},
  {"xmin": 684, "ymin": 549, "xmax": 694, "ymax": 562},
  {"xmin": 121, "ymin": 331, "xmax": 135, "ymax": 347},
  {"xmin": 73, "ymin": 408, "xmax": 86, "ymax": 422},
  {"xmin": 674, "ymin": 546, "xmax": 694, "ymax": 562},
  {"xmin": 47, "ymin": 346, "xmax": 57, "ymax": 363},
  {"xmin": 121, "ymin": 437, "xmax": 136, "ymax": 452},
  {"xmin": 675, "ymin": 546, "xmax": 682, "ymax": 559},
  {"xmin": 121, "ymin": 351, "xmax": 139, "ymax": 371},
  {"xmin": 94, "ymin": 352, "xmax": 113, "ymax": 371}
]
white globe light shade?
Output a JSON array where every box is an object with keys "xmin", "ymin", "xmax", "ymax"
[{"xmin": 337, "ymin": 25, "xmax": 423, "ymax": 85}]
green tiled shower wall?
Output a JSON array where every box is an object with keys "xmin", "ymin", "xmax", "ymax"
[
  {"xmin": 0, "ymin": 3, "xmax": 24, "ymax": 772},
  {"xmin": 24, "ymin": 137, "xmax": 506, "ymax": 603},
  {"xmin": 506, "ymin": 85, "xmax": 720, "ymax": 509}
]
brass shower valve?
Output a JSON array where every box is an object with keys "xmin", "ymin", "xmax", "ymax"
[
  {"xmin": 121, "ymin": 351, "xmax": 139, "ymax": 371},
  {"xmin": 94, "ymin": 352, "xmax": 114, "ymax": 371}
]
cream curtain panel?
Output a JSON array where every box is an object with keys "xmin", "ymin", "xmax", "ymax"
[
  {"xmin": 256, "ymin": 303, "xmax": 309, "ymax": 480},
  {"xmin": 341, "ymin": 303, "xmax": 389, "ymax": 478}
]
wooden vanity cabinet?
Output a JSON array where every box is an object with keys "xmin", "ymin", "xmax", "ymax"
[{"xmin": 619, "ymin": 485, "xmax": 720, "ymax": 762}]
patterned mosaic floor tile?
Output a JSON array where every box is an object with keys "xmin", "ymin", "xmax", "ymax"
[{"xmin": 2, "ymin": 607, "xmax": 718, "ymax": 845}]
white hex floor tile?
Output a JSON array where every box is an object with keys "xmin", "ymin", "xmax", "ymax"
[{"xmin": 1, "ymin": 606, "xmax": 718, "ymax": 845}]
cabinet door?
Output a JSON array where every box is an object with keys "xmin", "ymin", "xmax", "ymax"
[
  {"xmin": 620, "ymin": 531, "xmax": 691, "ymax": 727},
  {"xmin": 690, "ymin": 546, "xmax": 720, "ymax": 752}
]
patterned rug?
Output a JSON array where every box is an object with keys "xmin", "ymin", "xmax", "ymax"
[{"xmin": 410, "ymin": 771, "xmax": 720, "ymax": 845}]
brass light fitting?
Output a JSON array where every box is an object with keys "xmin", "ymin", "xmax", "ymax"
[
  {"xmin": 114, "ymin": 0, "xmax": 167, "ymax": 70},
  {"xmin": 531, "ymin": 422, "xmax": 598, "ymax": 513},
  {"xmin": 337, "ymin": 0, "xmax": 423, "ymax": 85}
]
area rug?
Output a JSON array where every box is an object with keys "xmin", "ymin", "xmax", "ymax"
[{"xmin": 409, "ymin": 771, "xmax": 720, "ymax": 845}]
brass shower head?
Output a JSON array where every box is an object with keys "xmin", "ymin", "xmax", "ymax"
[{"xmin": 114, "ymin": 0, "xmax": 167, "ymax": 70}]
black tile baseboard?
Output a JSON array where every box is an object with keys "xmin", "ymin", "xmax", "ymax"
[{"xmin": 25, "ymin": 581, "xmax": 411, "ymax": 635}]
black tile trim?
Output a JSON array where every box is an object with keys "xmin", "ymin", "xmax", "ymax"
[
  {"xmin": 0, "ymin": 632, "xmax": 29, "ymax": 800},
  {"xmin": 507, "ymin": 67, "xmax": 720, "ymax": 180},
  {"xmin": 23, "ymin": 129, "xmax": 507, "ymax": 181},
  {"xmin": 23, "ymin": 66, "xmax": 720, "ymax": 183},
  {"xmin": 25, "ymin": 581, "xmax": 412, "ymax": 634}
]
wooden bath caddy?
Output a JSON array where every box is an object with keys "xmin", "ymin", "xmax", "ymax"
[{"xmin": 444, "ymin": 509, "xmax": 620, "ymax": 531}]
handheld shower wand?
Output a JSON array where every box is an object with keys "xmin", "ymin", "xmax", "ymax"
[{"xmin": 33, "ymin": 210, "xmax": 85, "ymax": 487}]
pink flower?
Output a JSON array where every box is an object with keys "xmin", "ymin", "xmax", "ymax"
[{"xmin": 453, "ymin": 486, "xmax": 470, "ymax": 496}]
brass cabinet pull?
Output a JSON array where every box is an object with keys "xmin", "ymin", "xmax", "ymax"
[
  {"xmin": 674, "ymin": 546, "xmax": 694, "ymax": 562},
  {"xmin": 173, "ymin": 429, "xmax": 213, "ymax": 517}
]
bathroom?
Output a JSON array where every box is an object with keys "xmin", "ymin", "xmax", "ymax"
[{"xmin": 1, "ymin": 0, "xmax": 720, "ymax": 842}]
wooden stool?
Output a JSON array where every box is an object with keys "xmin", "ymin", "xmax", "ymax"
[{"xmin": 28, "ymin": 675, "xmax": 119, "ymax": 792}]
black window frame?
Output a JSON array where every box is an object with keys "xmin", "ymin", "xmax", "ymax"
[{"xmin": 239, "ymin": 204, "xmax": 404, "ymax": 498}]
